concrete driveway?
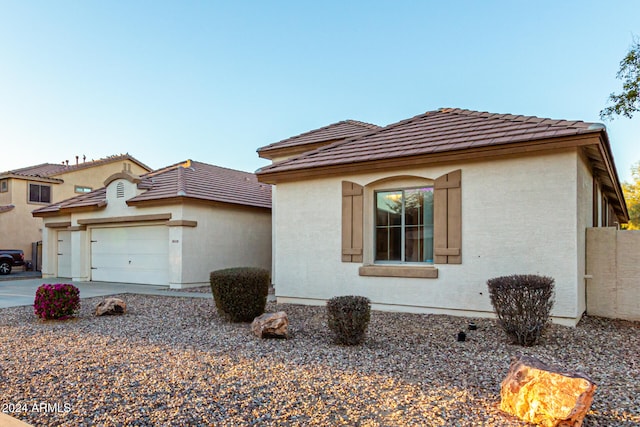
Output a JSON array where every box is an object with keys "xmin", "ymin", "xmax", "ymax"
[{"xmin": 0, "ymin": 277, "xmax": 210, "ymax": 309}]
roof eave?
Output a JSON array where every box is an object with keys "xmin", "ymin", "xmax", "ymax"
[
  {"xmin": 127, "ymin": 195, "xmax": 271, "ymax": 211},
  {"xmin": 0, "ymin": 174, "xmax": 64, "ymax": 183},
  {"xmin": 32, "ymin": 201, "xmax": 108, "ymax": 218}
]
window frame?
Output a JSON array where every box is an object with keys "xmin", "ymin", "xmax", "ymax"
[
  {"xmin": 28, "ymin": 183, "xmax": 52, "ymax": 204},
  {"xmin": 74, "ymin": 185, "xmax": 93, "ymax": 194},
  {"xmin": 374, "ymin": 186, "xmax": 434, "ymax": 265},
  {"xmin": 0, "ymin": 179, "xmax": 7, "ymax": 193}
]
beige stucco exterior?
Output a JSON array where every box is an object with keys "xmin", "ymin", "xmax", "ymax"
[
  {"xmin": 39, "ymin": 177, "xmax": 271, "ymax": 288},
  {"xmin": 0, "ymin": 160, "xmax": 149, "ymax": 261},
  {"xmin": 272, "ymin": 148, "xmax": 597, "ymax": 326}
]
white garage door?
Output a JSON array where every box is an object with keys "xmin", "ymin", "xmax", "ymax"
[
  {"xmin": 91, "ymin": 226, "xmax": 169, "ymax": 285},
  {"xmin": 57, "ymin": 230, "xmax": 72, "ymax": 278}
]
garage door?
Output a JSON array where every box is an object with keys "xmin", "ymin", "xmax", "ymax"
[
  {"xmin": 90, "ymin": 226, "xmax": 169, "ymax": 285},
  {"xmin": 57, "ymin": 230, "xmax": 72, "ymax": 278}
]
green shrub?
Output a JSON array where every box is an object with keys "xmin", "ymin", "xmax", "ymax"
[
  {"xmin": 209, "ymin": 267, "xmax": 270, "ymax": 322},
  {"xmin": 326, "ymin": 295, "xmax": 371, "ymax": 345},
  {"xmin": 34, "ymin": 283, "xmax": 80, "ymax": 320},
  {"xmin": 487, "ymin": 274, "xmax": 555, "ymax": 346}
]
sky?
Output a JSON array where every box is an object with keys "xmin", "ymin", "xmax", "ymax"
[{"xmin": 1, "ymin": 1, "xmax": 639, "ymax": 182}]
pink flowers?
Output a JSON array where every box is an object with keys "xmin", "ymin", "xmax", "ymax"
[{"xmin": 33, "ymin": 284, "xmax": 80, "ymax": 320}]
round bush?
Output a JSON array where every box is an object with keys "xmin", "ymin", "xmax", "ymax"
[
  {"xmin": 326, "ymin": 295, "xmax": 371, "ymax": 345},
  {"xmin": 487, "ymin": 274, "xmax": 555, "ymax": 346},
  {"xmin": 34, "ymin": 283, "xmax": 80, "ymax": 320},
  {"xmin": 210, "ymin": 267, "xmax": 270, "ymax": 322}
]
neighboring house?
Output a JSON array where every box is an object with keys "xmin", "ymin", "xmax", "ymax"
[
  {"xmin": 256, "ymin": 108, "xmax": 629, "ymax": 326},
  {"xmin": 32, "ymin": 160, "xmax": 271, "ymax": 288},
  {"xmin": 0, "ymin": 154, "xmax": 151, "ymax": 266}
]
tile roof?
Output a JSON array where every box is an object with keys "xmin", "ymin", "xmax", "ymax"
[
  {"xmin": 0, "ymin": 205, "xmax": 15, "ymax": 214},
  {"xmin": 128, "ymin": 160, "xmax": 271, "ymax": 208},
  {"xmin": 257, "ymin": 108, "xmax": 604, "ymax": 175},
  {"xmin": 257, "ymin": 119, "xmax": 380, "ymax": 155},
  {"xmin": 32, "ymin": 160, "xmax": 271, "ymax": 215},
  {"xmin": 1, "ymin": 154, "xmax": 151, "ymax": 179}
]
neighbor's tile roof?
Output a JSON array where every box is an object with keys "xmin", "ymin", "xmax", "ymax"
[
  {"xmin": 31, "ymin": 189, "xmax": 108, "ymax": 214},
  {"xmin": 128, "ymin": 160, "xmax": 271, "ymax": 208},
  {"xmin": 257, "ymin": 108, "xmax": 604, "ymax": 174},
  {"xmin": 257, "ymin": 119, "xmax": 380, "ymax": 154},
  {"xmin": 0, "ymin": 205, "xmax": 15, "ymax": 214},
  {"xmin": 32, "ymin": 160, "xmax": 271, "ymax": 215},
  {"xmin": 1, "ymin": 154, "xmax": 151, "ymax": 178}
]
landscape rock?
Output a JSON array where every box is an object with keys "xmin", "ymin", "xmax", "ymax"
[
  {"xmin": 500, "ymin": 354, "xmax": 596, "ymax": 427},
  {"xmin": 95, "ymin": 298, "xmax": 127, "ymax": 316},
  {"xmin": 251, "ymin": 311, "xmax": 288, "ymax": 338}
]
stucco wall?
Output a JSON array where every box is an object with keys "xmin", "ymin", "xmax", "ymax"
[
  {"xmin": 180, "ymin": 204, "xmax": 272, "ymax": 286},
  {"xmin": 53, "ymin": 161, "xmax": 149, "ymax": 201},
  {"xmin": 575, "ymin": 152, "xmax": 594, "ymax": 316},
  {"xmin": 586, "ymin": 228, "xmax": 640, "ymax": 321},
  {"xmin": 1, "ymin": 179, "xmax": 47, "ymax": 256},
  {"xmin": 273, "ymin": 149, "xmax": 585, "ymax": 325}
]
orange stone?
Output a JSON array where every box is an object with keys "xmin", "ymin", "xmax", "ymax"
[{"xmin": 500, "ymin": 355, "xmax": 596, "ymax": 427}]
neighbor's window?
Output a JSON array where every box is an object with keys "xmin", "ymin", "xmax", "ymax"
[
  {"xmin": 375, "ymin": 187, "xmax": 434, "ymax": 263},
  {"xmin": 0, "ymin": 179, "xmax": 7, "ymax": 192},
  {"xmin": 28, "ymin": 184, "xmax": 51, "ymax": 203},
  {"xmin": 75, "ymin": 185, "xmax": 92, "ymax": 194}
]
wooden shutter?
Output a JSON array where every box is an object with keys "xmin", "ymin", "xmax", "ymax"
[
  {"xmin": 342, "ymin": 181, "xmax": 363, "ymax": 262},
  {"xmin": 434, "ymin": 170, "xmax": 462, "ymax": 264}
]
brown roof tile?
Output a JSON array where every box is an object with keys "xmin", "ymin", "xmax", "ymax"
[
  {"xmin": 0, "ymin": 204, "xmax": 15, "ymax": 214},
  {"xmin": 32, "ymin": 160, "xmax": 271, "ymax": 216},
  {"xmin": 257, "ymin": 119, "xmax": 380, "ymax": 154},
  {"xmin": 2, "ymin": 154, "xmax": 151, "ymax": 178},
  {"xmin": 257, "ymin": 108, "xmax": 602, "ymax": 175}
]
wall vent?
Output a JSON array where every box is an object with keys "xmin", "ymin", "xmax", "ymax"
[{"xmin": 116, "ymin": 182, "xmax": 125, "ymax": 198}]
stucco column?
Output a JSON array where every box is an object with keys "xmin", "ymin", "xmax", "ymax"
[
  {"xmin": 271, "ymin": 186, "xmax": 277, "ymax": 287},
  {"xmin": 168, "ymin": 226, "xmax": 184, "ymax": 289}
]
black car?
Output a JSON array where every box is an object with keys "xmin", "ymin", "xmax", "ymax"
[{"xmin": 0, "ymin": 250, "xmax": 25, "ymax": 275}]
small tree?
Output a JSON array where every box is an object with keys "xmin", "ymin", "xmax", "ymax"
[
  {"xmin": 622, "ymin": 162, "xmax": 640, "ymax": 230},
  {"xmin": 601, "ymin": 40, "xmax": 640, "ymax": 120}
]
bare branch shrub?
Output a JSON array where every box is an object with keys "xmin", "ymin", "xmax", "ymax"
[{"xmin": 487, "ymin": 274, "xmax": 555, "ymax": 346}]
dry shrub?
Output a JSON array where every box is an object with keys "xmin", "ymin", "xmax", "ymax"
[{"xmin": 487, "ymin": 274, "xmax": 555, "ymax": 346}]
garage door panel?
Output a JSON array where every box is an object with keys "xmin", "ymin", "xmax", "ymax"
[
  {"xmin": 91, "ymin": 226, "xmax": 169, "ymax": 285},
  {"xmin": 92, "ymin": 254, "xmax": 166, "ymax": 269}
]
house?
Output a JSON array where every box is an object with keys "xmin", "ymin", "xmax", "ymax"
[
  {"xmin": 256, "ymin": 108, "xmax": 629, "ymax": 326},
  {"xmin": 0, "ymin": 154, "xmax": 151, "ymax": 267},
  {"xmin": 32, "ymin": 160, "xmax": 271, "ymax": 288}
]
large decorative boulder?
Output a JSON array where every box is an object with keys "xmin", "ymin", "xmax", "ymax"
[
  {"xmin": 251, "ymin": 311, "xmax": 288, "ymax": 338},
  {"xmin": 500, "ymin": 355, "xmax": 596, "ymax": 427},
  {"xmin": 95, "ymin": 298, "xmax": 127, "ymax": 316}
]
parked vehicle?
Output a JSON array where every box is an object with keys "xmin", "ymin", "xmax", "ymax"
[{"xmin": 0, "ymin": 250, "xmax": 25, "ymax": 275}]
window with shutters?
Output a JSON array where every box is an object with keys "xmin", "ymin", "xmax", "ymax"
[
  {"xmin": 375, "ymin": 187, "xmax": 434, "ymax": 263},
  {"xmin": 343, "ymin": 170, "xmax": 461, "ymax": 277}
]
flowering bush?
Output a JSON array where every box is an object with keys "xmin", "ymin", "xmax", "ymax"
[{"xmin": 34, "ymin": 284, "xmax": 80, "ymax": 320}]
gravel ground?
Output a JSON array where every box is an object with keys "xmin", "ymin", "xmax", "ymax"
[{"xmin": 0, "ymin": 294, "xmax": 638, "ymax": 426}]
